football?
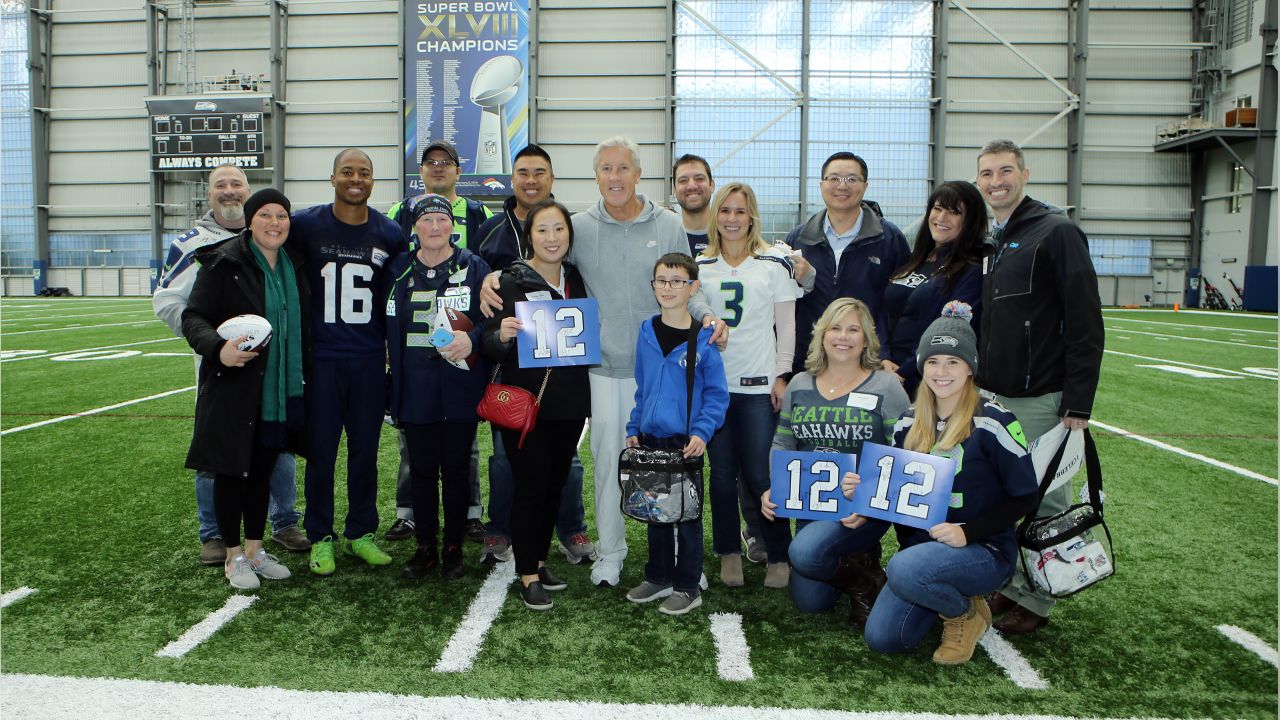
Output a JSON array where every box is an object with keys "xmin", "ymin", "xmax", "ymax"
[
  {"xmin": 437, "ymin": 305, "xmax": 477, "ymax": 370},
  {"xmin": 216, "ymin": 313, "xmax": 273, "ymax": 352}
]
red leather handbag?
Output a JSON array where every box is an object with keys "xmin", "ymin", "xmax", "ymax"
[{"xmin": 476, "ymin": 365, "xmax": 551, "ymax": 449}]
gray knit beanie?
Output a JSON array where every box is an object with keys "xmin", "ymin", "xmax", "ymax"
[{"xmin": 916, "ymin": 301, "xmax": 979, "ymax": 372}]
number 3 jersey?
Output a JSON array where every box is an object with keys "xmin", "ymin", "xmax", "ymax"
[
  {"xmin": 890, "ymin": 402, "xmax": 1038, "ymax": 562},
  {"xmin": 771, "ymin": 370, "xmax": 910, "ymax": 460},
  {"xmin": 288, "ymin": 204, "xmax": 405, "ymax": 360},
  {"xmin": 696, "ymin": 248, "xmax": 800, "ymax": 394}
]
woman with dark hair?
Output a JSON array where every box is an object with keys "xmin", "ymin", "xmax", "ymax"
[
  {"xmin": 183, "ymin": 188, "xmax": 310, "ymax": 590},
  {"xmin": 882, "ymin": 181, "xmax": 986, "ymax": 396},
  {"xmin": 481, "ymin": 198, "xmax": 591, "ymax": 610}
]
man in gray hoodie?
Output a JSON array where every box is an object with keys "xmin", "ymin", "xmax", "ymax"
[{"xmin": 481, "ymin": 136, "xmax": 726, "ymax": 588}]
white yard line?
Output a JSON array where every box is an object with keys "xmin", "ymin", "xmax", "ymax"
[
  {"xmin": 0, "ymin": 320, "xmax": 157, "ymax": 337},
  {"xmin": 1104, "ymin": 317, "xmax": 1277, "ymax": 335},
  {"xmin": 1090, "ymin": 420, "xmax": 1278, "ymax": 486},
  {"xmin": 978, "ymin": 630, "xmax": 1048, "ymax": 690},
  {"xmin": 1216, "ymin": 625, "xmax": 1279, "ymax": 668},
  {"xmin": 1103, "ymin": 327, "xmax": 1275, "ymax": 350},
  {"xmin": 2, "ymin": 672, "xmax": 1195, "ymax": 720},
  {"xmin": 1104, "ymin": 349, "xmax": 1276, "ymax": 380},
  {"xmin": 155, "ymin": 595, "xmax": 259, "ymax": 659},
  {"xmin": 0, "ymin": 386, "xmax": 195, "ymax": 436},
  {"xmin": 0, "ymin": 587, "xmax": 38, "ymax": 608},
  {"xmin": 1, "ymin": 337, "xmax": 184, "ymax": 364},
  {"xmin": 432, "ymin": 561, "xmax": 516, "ymax": 673},
  {"xmin": 1135, "ymin": 364, "xmax": 1240, "ymax": 379},
  {"xmin": 708, "ymin": 612, "xmax": 755, "ymax": 681}
]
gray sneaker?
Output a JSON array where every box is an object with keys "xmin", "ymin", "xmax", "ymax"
[
  {"xmin": 626, "ymin": 580, "xmax": 673, "ymax": 603},
  {"xmin": 480, "ymin": 535, "xmax": 513, "ymax": 564},
  {"xmin": 659, "ymin": 590, "xmax": 703, "ymax": 616},
  {"xmin": 742, "ymin": 528, "xmax": 767, "ymax": 565},
  {"xmin": 558, "ymin": 533, "xmax": 596, "ymax": 565},
  {"xmin": 249, "ymin": 550, "xmax": 291, "ymax": 580},
  {"xmin": 201, "ymin": 538, "xmax": 227, "ymax": 566},
  {"xmin": 225, "ymin": 554, "xmax": 261, "ymax": 590}
]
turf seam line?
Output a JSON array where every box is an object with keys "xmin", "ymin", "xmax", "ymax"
[
  {"xmin": 433, "ymin": 560, "xmax": 516, "ymax": 673},
  {"xmin": 978, "ymin": 629, "xmax": 1048, "ymax": 690},
  {"xmin": 155, "ymin": 595, "xmax": 258, "ymax": 659},
  {"xmin": 708, "ymin": 612, "xmax": 754, "ymax": 682},
  {"xmin": 1, "ymin": 337, "xmax": 184, "ymax": 364},
  {"xmin": 0, "ymin": 320, "xmax": 158, "ymax": 337},
  {"xmin": 1103, "ymin": 327, "xmax": 1275, "ymax": 350},
  {"xmin": 0, "ymin": 386, "xmax": 196, "ymax": 436},
  {"xmin": 1216, "ymin": 624, "xmax": 1279, "ymax": 668},
  {"xmin": 0, "ymin": 587, "xmax": 38, "ymax": 608},
  {"xmin": 1104, "ymin": 349, "xmax": 1275, "ymax": 380},
  {"xmin": 1091, "ymin": 420, "xmax": 1278, "ymax": 486}
]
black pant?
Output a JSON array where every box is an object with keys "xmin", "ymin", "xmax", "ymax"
[
  {"xmin": 403, "ymin": 421, "xmax": 478, "ymax": 550},
  {"xmin": 503, "ymin": 418, "xmax": 585, "ymax": 576},
  {"xmin": 214, "ymin": 439, "xmax": 279, "ymax": 548}
]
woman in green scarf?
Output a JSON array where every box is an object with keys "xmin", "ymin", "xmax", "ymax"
[{"xmin": 183, "ymin": 188, "xmax": 311, "ymax": 591}]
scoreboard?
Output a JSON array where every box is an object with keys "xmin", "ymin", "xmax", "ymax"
[{"xmin": 144, "ymin": 95, "xmax": 268, "ymax": 172}]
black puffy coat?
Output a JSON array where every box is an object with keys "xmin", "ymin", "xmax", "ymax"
[{"xmin": 182, "ymin": 232, "xmax": 311, "ymax": 477}]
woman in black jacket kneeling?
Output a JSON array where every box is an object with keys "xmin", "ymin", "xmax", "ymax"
[
  {"xmin": 183, "ymin": 188, "xmax": 310, "ymax": 591},
  {"xmin": 483, "ymin": 199, "xmax": 591, "ymax": 610}
]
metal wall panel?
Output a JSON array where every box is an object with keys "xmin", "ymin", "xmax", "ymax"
[
  {"xmin": 538, "ymin": 42, "xmax": 667, "ymax": 76},
  {"xmin": 539, "ymin": 8, "xmax": 667, "ymax": 41}
]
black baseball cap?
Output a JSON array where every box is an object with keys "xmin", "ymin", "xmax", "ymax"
[{"xmin": 421, "ymin": 140, "xmax": 460, "ymax": 166}]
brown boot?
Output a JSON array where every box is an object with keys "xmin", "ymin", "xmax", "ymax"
[
  {"xmin": 933, "ymin": 596, "xmax": 992, "ymax": 665},
  {"xmin": 986, "ymin": 591, "xmax": 1016, "ymax": 615},
  {"xmin": 826, "ymin": 543, "xmax": 886, "ymax": 627},
  {"xmin": 764, "ymin": 562, "xmax": 790, "ymax": 588},
  {"xmin": 993, "ymin": 603, "xmax": 1048, "ymax": 635},
  {"xmin": 719, "ymin": 554, "xmax": 744, "ymax": 587}
]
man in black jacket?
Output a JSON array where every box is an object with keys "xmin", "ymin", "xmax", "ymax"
[{"xmin": 975, "ymin": 139, "xmax": 1104, "ymax": 635}]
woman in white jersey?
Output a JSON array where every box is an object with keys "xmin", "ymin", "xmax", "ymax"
[{"xmin": 698, "ymin": 182, "xmax": 799, "ymax": 589}]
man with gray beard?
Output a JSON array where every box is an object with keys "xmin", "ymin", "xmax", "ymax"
[{"xmin": 153, "ymin": 164, "xmax": 310, "ymax": 566}]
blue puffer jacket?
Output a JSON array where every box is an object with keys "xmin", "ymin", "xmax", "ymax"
[
  {"xmin": 627, "ymin": 319, "xmax": 729, "ymax": 443},
  {"xmin": 785, "ymin": 204, "xmax": 910, "ymax": 373}
]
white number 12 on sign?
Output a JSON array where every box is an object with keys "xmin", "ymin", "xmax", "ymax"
[{"xmin": 530, "ymin": 306, "xmax": 586, "ymax": 359}]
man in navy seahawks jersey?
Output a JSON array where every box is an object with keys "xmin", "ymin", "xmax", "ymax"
[{"xmin": 287, "ymin": 148, "xmax": 405, "ymax": 575}]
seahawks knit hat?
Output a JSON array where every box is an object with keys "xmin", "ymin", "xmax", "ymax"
[
  {"xmin": 916, "ymin": 301, "xmax": 979, "ymax": 372},
  {"xmin": 243, "ymin": 188, "xmax": 291, "ymax": 222},
  {"xmin": 411, "ymin": 193, "xmax": 453, "ymax": 224}
]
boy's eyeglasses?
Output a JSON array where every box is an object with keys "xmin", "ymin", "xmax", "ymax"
[
  {"xmin": 423, "ymin": 159, "xmax": 456, "ymax": 167},
  {"xmin": 651, "ymin": 279, "xmax": 694, "ymax": 289}
]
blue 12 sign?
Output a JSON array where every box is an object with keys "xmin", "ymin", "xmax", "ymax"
[
  {"xmin": 769, "ymin": 450, "xmax": 857, "ymax": 522},
  {"xmin": 850, "ymin": 443, "xmax": 955, "ymax": 530},
  {"xmin": 515, "ymin": 298, "xmax": 601, "ymax": 368}
]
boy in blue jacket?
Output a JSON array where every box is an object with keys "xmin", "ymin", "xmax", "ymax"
[{"xmin": 624, "ymin": 253, "xmax": 729, "ymax": 615}]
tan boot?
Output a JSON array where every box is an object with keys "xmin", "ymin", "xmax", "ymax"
[
  {"xmin": 764, "ymin": 562, "xmax": 790, "ymax": 588},
  {"xmin": 933, "ymin": 596, "xmax": 992, "ymax": 665},
  {"xmin": 719, "ymin": 554, "xmax": 744, "ymax": 587}
]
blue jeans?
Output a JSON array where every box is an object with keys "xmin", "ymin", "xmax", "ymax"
[
  {"xmin": 707, "ymin": 393, "xmax": 790, "ymax": 561},
  {"xmin": 486, "ymin": 425, "xmax": 587, "ymax": 542},
  {"xmin": 788, "ymin": 518, "xmax": 891, "ymax": 613},
  {"xmin": 196, "ymin": 453, "xmax": 299, "ymax": 542},
  {"xmin": 864, "ymin": 541, "xmax": 1014, "ymax": 655}
]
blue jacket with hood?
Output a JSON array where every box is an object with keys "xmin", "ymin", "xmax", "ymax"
[{"xmin": 627, "ymin": 319, "xmax": 729, "ymax": 443}]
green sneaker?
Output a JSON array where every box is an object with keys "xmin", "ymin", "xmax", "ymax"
[
  {"xmin": 344, "ymin": 533, "xmax": 393, "ymax": 566},
  {"xmin": 309, "ymin": 536, "xmax": 336, "ymax": 576}
]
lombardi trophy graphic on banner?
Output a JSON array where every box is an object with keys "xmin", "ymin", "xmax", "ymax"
[{"xmin": 470, "ymin": 55, "xmax": 524, "ymax": 175}]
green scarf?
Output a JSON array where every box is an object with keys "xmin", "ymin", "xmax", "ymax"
[{"xmin": 250, "ymin": 242, "xmax": 304, "ymax": 423}]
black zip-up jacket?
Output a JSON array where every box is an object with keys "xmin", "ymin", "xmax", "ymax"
[
  {"xmin": 475, "ymin": 196, "xmax": 523, "ymax": 271},
  {"xmin": 978, "ymin": 196, "xmax": 1104, "ymax": 419},
  {"xmin": 182, "ymin": 233, "xmax": 311, "ymax": 476},
  {"xmin": 481, "ymin": 260, "xmax": 591, "ymax": 420}
]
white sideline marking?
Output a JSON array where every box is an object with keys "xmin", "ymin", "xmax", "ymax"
[
  {"xmin": 6, "ymin": 672, "xmax": 1196, "ymax": 720},
  {"xmin": 0, "ymin": 587, "xmax": 38, "ymax": 608},
  {"xmin": 433, "ymin": 561, "xmax": 516, "ymax": 673},
  {"xmin": 708, "ymin": 612, "xmax": 754, "ymax": 681},
  {"xmin": 155, "ymin": 595, "xmax": 258, "ymax": 659},
  {"xmin": 1103, "ymin": 326, "xmax": 1275, "ymax": 350},
  {"xmin": 1105, "ymin": 316, "xmax": 1278, "ymax": 335},
  {"xmin": 1091, "ymin": 420, "xmax": 1278, "ymax": 486},
  {"xmin": 1244, "ymin": 366, "xmax": 1279, "ymax": 377},
  {"xmin": 1, "ymin": 336, "xmax": 183, "ymax": 364},
  {"xmin": 1104, "ymin": 349, "xmax": 1276, "ymax": 380},
  {"xmin": 0, "ymin": 320, "xmax": 156, "ymax": 336},
  {"xmin": 1135, "ymin": 364, "xmax": 1240, "ymax": 379},
  {"xmin": 0, "ymin": 386, "xmax": 195, "ymax": 436},
  {"xmin": 1216, "ymin": 624, "xmax": 1279, "ymax": 668},
  {"xmin": 978, "ymin": 629, "xmax": 1048, "ymax": 690}
]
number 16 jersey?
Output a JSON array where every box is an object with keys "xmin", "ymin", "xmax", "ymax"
[{"xmin": 289, "ymin": 204, "xmax": 405, "ymax": 360}]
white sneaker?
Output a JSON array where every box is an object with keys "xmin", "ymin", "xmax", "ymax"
[
  {"xmin": 225, "ymin": 554, "xmax": 261, "ymax": 590},
  {"xmin": 590, "ymin": 558, "xmax": 622, "ymax": 587},
  {"xmin": 699, "ymin": 572, "xmax": 709, "ymax": 591},
  {"xmin": 249, "ymin": 550, "xmax": 291, "ymax": 580}
]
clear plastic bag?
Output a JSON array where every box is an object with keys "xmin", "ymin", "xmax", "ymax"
[{"xmin": 618, "ymin": 447, "xmax": 703, "ymax": 525}]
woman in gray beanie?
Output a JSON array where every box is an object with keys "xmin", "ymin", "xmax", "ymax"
[{"xmin": 838, "ymin": 301, "xmax": 1041, "ymax": 665}]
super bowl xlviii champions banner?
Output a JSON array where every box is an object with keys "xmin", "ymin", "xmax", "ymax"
[{"xmin": 404, "ymin": 1, "xmax": 530, "ymax": 198}]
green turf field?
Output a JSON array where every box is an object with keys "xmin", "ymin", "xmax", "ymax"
[{"xmin": 1, "ymin": 299, "xmax": 1276, "ymax": 718}]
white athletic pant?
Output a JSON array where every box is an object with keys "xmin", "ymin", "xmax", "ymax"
[{"xmin": 588, "ymin": 373, "xmax": 637, "ymax": 565}]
